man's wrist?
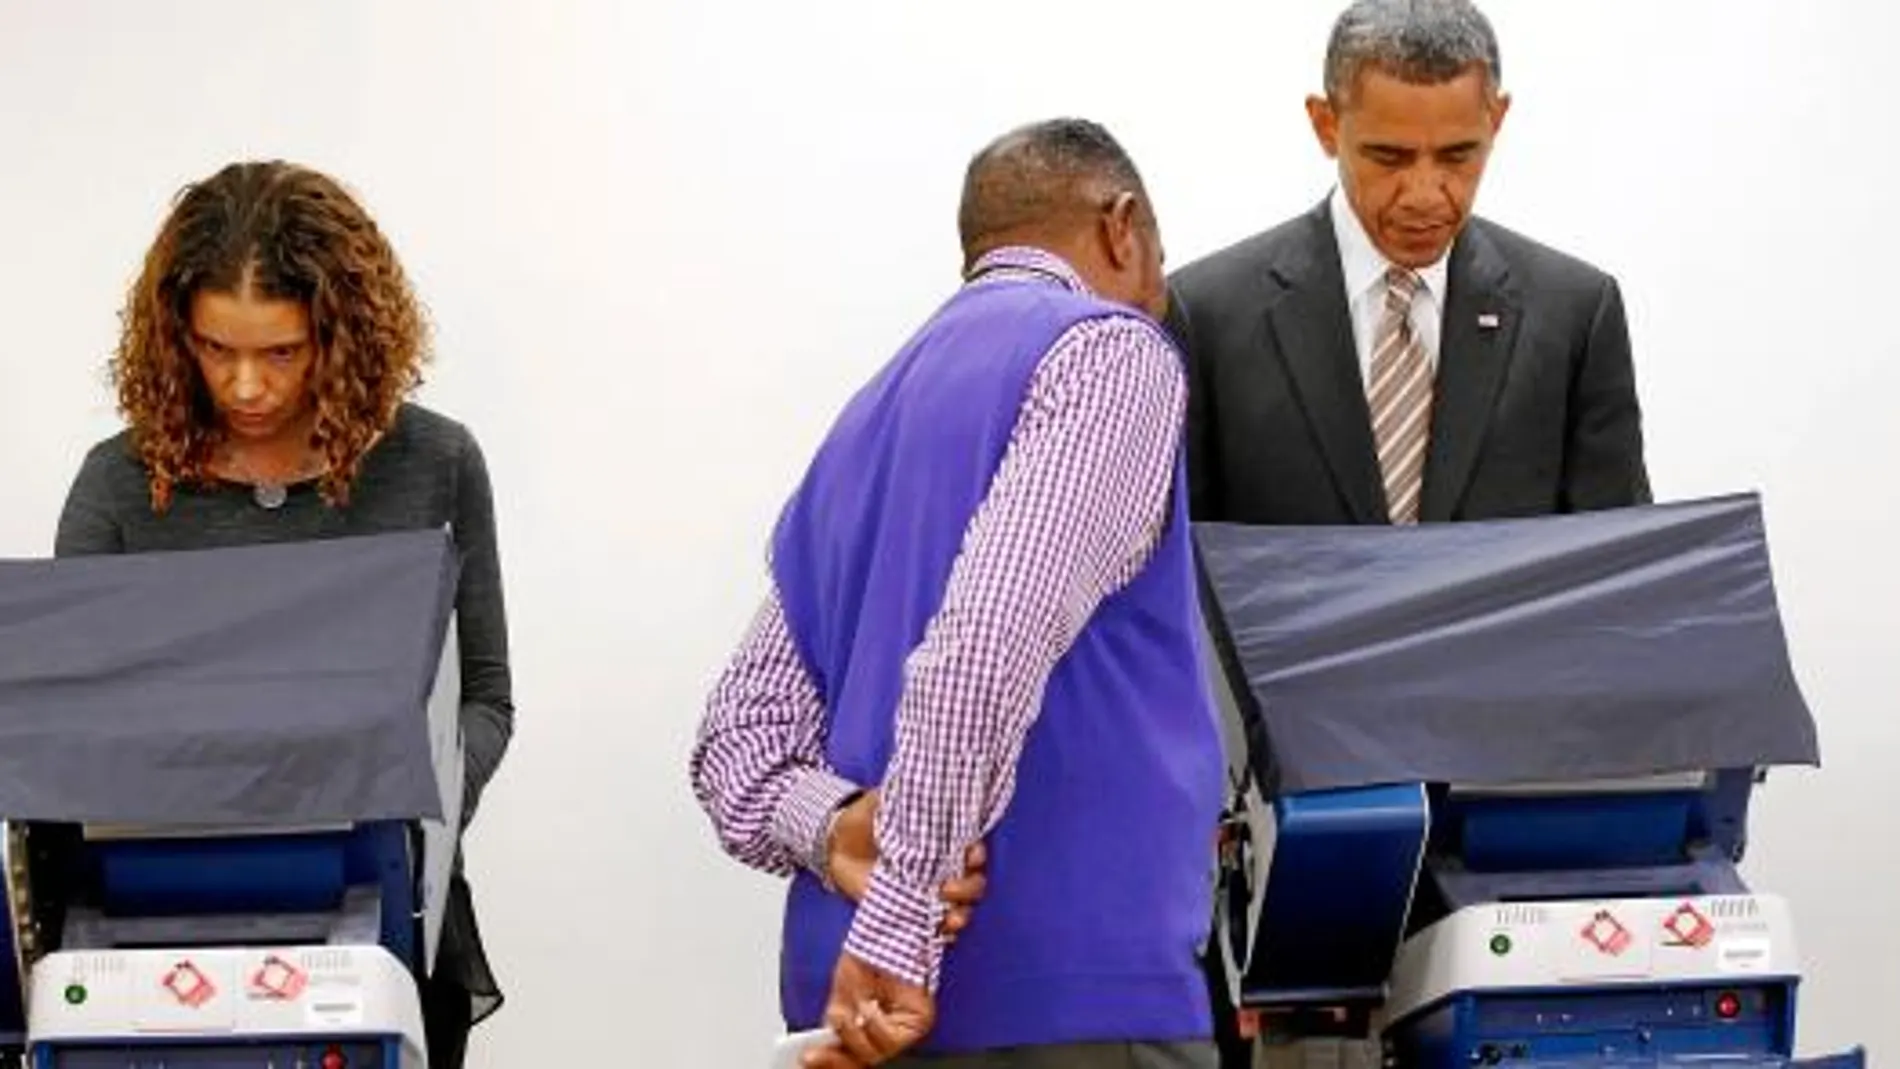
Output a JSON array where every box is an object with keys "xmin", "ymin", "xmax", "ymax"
[
  {"xmin": 769, "ymin": 769, "xmax": 862, "ymax": 876},
  {"xmin": 816, "ymin": 789, "xmax": 865, "ymax": 891}
]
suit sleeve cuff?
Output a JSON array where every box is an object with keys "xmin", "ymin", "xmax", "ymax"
[
  {"xmin": 769, "ymin": 768, "xmax": 862, "ymax": 875},
  {"xmin": 842, "ymin": 861, "xmax": 945, "ymax": 992}
]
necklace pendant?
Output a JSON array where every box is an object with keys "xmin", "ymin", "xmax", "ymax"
[{"xmin": 253, "ymin": 483, "xmax": 288, "ymax": 510}]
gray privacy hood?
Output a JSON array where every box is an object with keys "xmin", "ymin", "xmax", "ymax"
[
  {"xmin": 1194, "ymin": 493, "xmax": 1821, "ymax": 796},
  {"xmin": 0, "ymin": 529, "xmax": 459, "ymax": 825}
]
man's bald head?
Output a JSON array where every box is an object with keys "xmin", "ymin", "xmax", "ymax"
[{"xmin": 957, "ymin": 118, "xmax": 1153, "ymax": 270}]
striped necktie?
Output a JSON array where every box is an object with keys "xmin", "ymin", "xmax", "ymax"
[{"xmin": 1367, "ymin": 266, "xmax": 1433, "ymax": 524}]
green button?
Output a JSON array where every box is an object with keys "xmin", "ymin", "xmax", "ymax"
[
  {"xmin": 1489, "ymin": 934, "xmax": 1512, "ymax": 956},
  {"xmin": 63, "ymin": 983, "xmax": 86, "ymax": 1005}
]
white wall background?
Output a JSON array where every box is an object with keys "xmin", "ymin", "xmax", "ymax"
[{"xmin": 0, "ymin": 1, "xmax": 1893, "ymax": 1064}]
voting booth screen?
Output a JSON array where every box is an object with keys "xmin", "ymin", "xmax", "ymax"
[
  {"xmin": 1194, "ymin": 493, "xmax": 1822, "ymax": 796},
  {"xmin": 0, "ymin": 528, "xmax": 461, "ymax": 828}
]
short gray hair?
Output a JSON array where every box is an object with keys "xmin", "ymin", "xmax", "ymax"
[
  {"xmin": 1324, "ymin": 0, "xmax": 1501, "ymax": 103},
  {"xmin": 957, "ymin": 118, "xmax": 1149, "ymax": 266}
]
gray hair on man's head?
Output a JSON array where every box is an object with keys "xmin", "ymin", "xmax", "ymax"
[
  {"xmin": 957, "ymin": 118, "xmax": 1149, "ymax": 268},
  {"xmin": 1324, "ymin": 0, "xmax": 1502, "ymax": 103}
]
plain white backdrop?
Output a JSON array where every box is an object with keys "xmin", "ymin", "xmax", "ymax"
[{"xmin": 0, "ymin": 1, "xmax": 1893, "ymax": 1064}]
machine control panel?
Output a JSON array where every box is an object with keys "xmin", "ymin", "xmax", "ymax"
[
  {"xmin": 1387, "ymin": 894, "xmax": 1798, "ymax": 1024},
  {"xmin": 23, "ymin": 947, "xmax": 424, "ymax": 1069}
]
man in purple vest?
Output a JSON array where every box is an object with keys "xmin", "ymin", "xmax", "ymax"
[{"xmin": 689, "ymin": 117, "xmax": 1226, "ymax": 1068}]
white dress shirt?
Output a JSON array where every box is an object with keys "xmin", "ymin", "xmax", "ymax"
[{"xmin": 1328, "ymin": 185, "xmax": 1450, "ymax": 382}]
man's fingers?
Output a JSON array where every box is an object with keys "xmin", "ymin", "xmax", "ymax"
[
  {"xmin": 941, "ymin": 873, "xmax": 986, "ymax": 905},
  {"xmin": 940, "ymin": 905, "xmax": 969, "ymax": 938},
  {"xmin": 860, "ymin": 1000, "xmax": 914, "ymax": 1060},
  {"xmin": 831, "ymin": 1001, "xmax": 886, "ymax": 1065},
  {"xmin": 963, "ymin": 842, "xmax": 987, "ymax": 870},
  {"xmin": 822, "ymin": 1003, "xmax": 871, "ymax": 1065},
  {"xmin": 938, "ymin": 865, "xmax": 985, "ymax": 939},
  {"xmin": 811, "ymin": 1007, "xmax": 868, "ymax": 1069}
]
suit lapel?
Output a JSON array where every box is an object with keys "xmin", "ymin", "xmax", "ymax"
[
  {"xmin": 1262, "ymin": 203, "xmax": 1386, "ymax": 523},
  {"xmin": 1421, "ymin": 222, "xmax": 1523, "ymax": 521}
]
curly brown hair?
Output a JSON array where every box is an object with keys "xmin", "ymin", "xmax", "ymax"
[{"xmin": 111, "ymin": 160, "xmax": 430, "ymax": 511}]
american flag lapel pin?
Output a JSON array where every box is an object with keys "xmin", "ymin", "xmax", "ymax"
[{"xmin": 1478, "ymin": 312, "xmax": 1501, "ymax": 330}]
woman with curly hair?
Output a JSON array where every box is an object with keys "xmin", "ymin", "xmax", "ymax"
[{"xmin": 53, "ymin": 159, "xmax": 512, "ymax": 1068}]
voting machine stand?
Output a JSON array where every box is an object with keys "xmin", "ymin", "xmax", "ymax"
[
  {"xmin": 0, "ymin": 529, "xmax": 465, "ymax": 1067},
  {"xmin": 1196, "ymin": 494, "xmax": 1866, "ymax": 1069}
]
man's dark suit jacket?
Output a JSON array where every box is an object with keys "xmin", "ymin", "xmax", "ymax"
[{"xmin": 1165, "ymin": 198, "xmax": 1650, "ymax": 524}]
